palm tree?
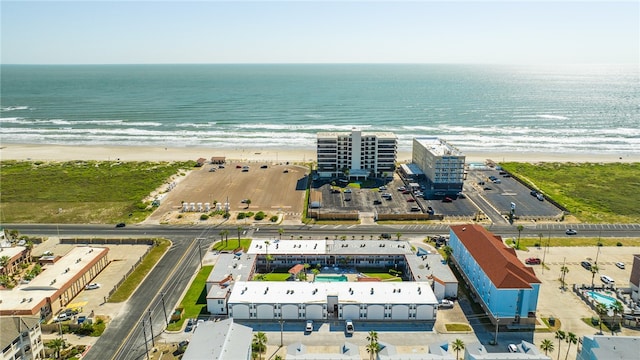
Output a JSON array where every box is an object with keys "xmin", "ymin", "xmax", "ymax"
[
  {"xmin": 366, "ymin": 342, "xmax": 381, "ymax": 360},
  {"xmin": 452, "ymin": 339, "xmax": 465, "ymax": 360},
  {"xmin": 367, "ymin": 330, "xmax": 379, "ymax": 344},
  {"xmin": 540, "ymin": 339, "xmax": 554, "ymax": 356},
  {"xmin": 303, "ymin": 263, "xmax": 311, "ymax": 279},
  {"xmin": 46, "ymin": 338, "xmax": 66, "ymax": 359},
  {"xmin": 237, "ymin": 226, "xmax": 243, "ymax": 249},
  {"xmin": 610, "ymin": 300, "xmax": 624, "ymax": 332},
  {"xmin": 0, "ymin": 256, "xmax": 9, "ymax": 275},
  {"xmin": 278, "ymin": 228, "xmax": 284, "ymax": 240},
  {"xmin": 245, "ymin": 199, "xmax": 251, "ymax": 209},
  {"xmin": 442, "ymin": 245, "xmax": 453, "ymax": 263},
  {"xmin": 218, "ymin": 230, "xmax": 225, "ymax": 247},
  {"xmin": 595, "ymin": 302, "xmax": 608, "ymax": 334},
  {"xmin": 554, "ymin": 330, "xmax": 566, "ymax": 360},
  {"xmin": 264, "ymin": 240, "xmax": 271, "ymax": 271},
  {"xmin": 564, "ymin": 332, "xmax": 577, "ymax": 360},
  {"xmin": 252, "ymin": 332, "xmax": 267, "ymax": 360},
  {"xmin": 590, "ymin": 264, "xmax": 599, "ymax": 290},
  {"xmin": 516, "ymin": 225, "xmax": 524, "ymax": 249},
  {"xmin": 222, "ymin": 229, "xmax": 229, "ymax": 246},
  {"xmin": 559, "ymin": 266, "xmax": 569, "ymax": 290},
  {"xmin": 395, "ymin": 232, "xmax": 402, "ymax": 241}
]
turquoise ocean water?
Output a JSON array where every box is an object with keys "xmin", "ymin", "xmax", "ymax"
[{"xmin": 1, "ymin": 64, "xmax": 638, "ymax": 155}]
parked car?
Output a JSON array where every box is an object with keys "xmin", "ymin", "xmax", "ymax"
[
  {"xmin": 54, "ymin": 313, "xmax": 69, "ymax": 322},
  {"xmin": 537, "ymin": 193, "xmax": 545, "ymax": 201},
  {"xmin": 407, "ymin": 198, "xmax": 416, "ymax": 202},
  {"xmin": 379, "ymin": 186, "xmax": 387, "ymax": 191},
  {"xmin": 380, "ymin": 233, "xmax": 391, "ymax": 239},
  {"xmin": 115, "ymin": 222, "xmax": 126, "ymax": 228},
  {"xmin": 566, "ymin": 229, "xmax": 577, "ymax": 235},
  {"xmin": 508, "ymin": 344, "xmax": 518, "ymax": 353},
  {"xmin": 184, "ymin": 325, "xmax": 193, "ymax": 332},
  {"xmin": 581, "ymin": 261, "xmax": 592, "ymax": 270},
  {"xmin": 373, "ymin": 200, "xmax": 382, "ymax": 205},
  {"xmin": 344, "ymin": 188, "xmax": 352, "ymax": 193},
  {"xmin": 260, "ymin": 165, "xmax": 268, "ymax": 168},
  {"xmin": 397, "ymin": 186, "xmax": 406, "ymax": 191},
  {"xmin": 345, "ymin": 320, "xmax": 354, "ymax": 334},
  {"xmin": 236, "ymin": 165, "xmax": 242, "ymax": 168},
  {"xmin": 525, "ymin": 257, "xmax": 541, "ymax": 265},
  {"xmin": 305, "ymin": 320, "xmax": 314, "ymax": 332},
  {"xmin": 483, "ymin": 187, "xmax": 492, "ymax": 191},
  {"xmin": 530, "ymin": 190, "xmax": 538, "ymax": 196},
  {"xmin": 439, "ymin": 299, "xmax": 454, "ymax": 308},
  {"xmin": 442, "ymin": 197, "xmax": 453, "ymax": 202},
  {"xmin": 218, "ymin": 165, "xmax": 225, "ymax": 168},
  {"xmin": 208, "ymin": 167, "xmax": 216, "ymax": 172},
  {"xmin": 615, "ymin": 262, "xmax": 625, "ymax": 269},
  {"xmin": 85, "ymin": 283, "xmax": 101, "ymax": 290},
  {"xmin": 600, "ymin": 275, "xmax": 615, "ymax": 284}
]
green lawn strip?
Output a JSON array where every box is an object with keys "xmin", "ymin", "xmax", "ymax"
[
  {"xmin": 580, "ymin": 317, "xmax": 611, "ymax": 333},
  {"xmin": 445, "ymin": 323, "xmax": 472, "ymax": 332},
  {"xmin": 0, "ymin": 160, "xmax": 194, "ymax": 223},
  {"xmin": 362, "ymin": 273, "xmax": 399, "ymax": 280},
  {"xmin": 109, "ymin": 239, "xmax": 171, "ymax": 303},
  {"xmin": 500, "ymin": 162, "xmax": 640, "ymax": 223},
  {"xmin": 519, "ymin": 237, "xmax": 640, "ymax": 247},
  {"xmin": 166, "ymin": 266, "xmax": 213, "ymax": 331},
  {"xmin": 258, "ymin": 273, "xmax": 292, "ymax": 281},
  {"xmin": 212, "ymin": 239, "xmax": 252, "ymax": 252}
]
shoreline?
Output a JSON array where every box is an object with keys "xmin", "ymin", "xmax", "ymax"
[{"xmin": 1, "ymin": 143, "xmax": 638, "ymax": 164}]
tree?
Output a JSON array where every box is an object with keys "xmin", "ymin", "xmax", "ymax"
[
  {"xmin": 311, "ymin": 268, "xmax": 320, "ymax": 279},
  {"xmin": 245, "ymin": 199, "xmax": 252, "ymax": 209},
  {"xmin": 252, "ymin": 332, "xmax": 267, "ymax": 360},
  {"xmin": 554, "ymin": 330, "xmax": 566, "ymax": 360},
  {"xmin": 564, "ymin": 332, "xmax": 577, "ymax": 360},
  {"xmin": 540, "ymin": 339, "xmax": 554, "ymax": 356},
  {"xmin": 0, "ymin": 256, "xmax": 9, "ymax": 275},
  {"xmin": 237, "ymin": 226, "xmax": 243, "ymax": 249},
  {"xmin": 516, "ymin": 225, "xmax": 524, "ymax": 250},
  {"xmin": 595, "ymin": 302, "xmax": 608, "ymax": 334},
  {"xmin": 264, "ymin": 241, "xmax": 271, "ymax": 271},
  {"xmin": 395, "ymin": 232, "xmax": 402, "ymax": 241},
  {"xmin": 366, "ymin": 342, "xmax": 381, "ymax": 360},
  {"xmin": 559, "ymin": 266, "xmax": 569, "ymax": 290},
  {"xmin": 46, "ymin": 338, "xmax": 66, "ymax": 359},
  {"xmin": 219, "ymin": 230, "xmax": 225, "ymax": 247},
  {"xmin": 278, "ymin": 228, "xmax": 284, "ymax": 240},
  {"xmin": 590, "ymin": 264, "xmax": 599, "ymax": 290},
  {"xmin": 442, "ymin": 246, "xmax": 453, "ymax": 263},
  {"xmin": 222, "ymin": 230, "xmax": 229, "ymax": 246},
  {"xmin": 610, "ymin": 300, "xmax": 624, "ymax": 332},
  {"xmin": 367, "ymin": 330, "xmax": 379, "ymax": 344},
  {"xmin": 452, "ymin": 339, "xmax": 465, "ymax": 360}
]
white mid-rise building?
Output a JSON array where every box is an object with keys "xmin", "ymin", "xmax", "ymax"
[
  {"xmin": 412, "ymin": 137, "xmax": 465, "ymax": 197},
  {"xmin": 317, "ymin": 129, "xmax": 397, "ymax": 179},
  {"xmin": 0, "ymin": 316, "xmax": 45, "ymax": 360}
]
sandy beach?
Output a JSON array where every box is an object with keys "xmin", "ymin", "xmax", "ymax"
[{"xmin": 1, "ymin": 143, "xmax": 638, "ymax": 164}]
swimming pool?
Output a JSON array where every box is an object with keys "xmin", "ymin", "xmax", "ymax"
[
  {"xmin": 315, "ymin": 275, "xmax": 348, "ymax": 282},
  {"xmin": 587, "ymin": 291, "xmax": 617, "ymax": 307}
]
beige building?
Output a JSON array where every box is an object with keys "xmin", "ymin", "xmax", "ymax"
[
  {"xmin": 317, "ymin": 129, "xmax": 397, "ymax": 179},
  {"xmin": 412, "ymin": 137, "xmax": 465, "ymax": 198},
  {"xmin": 0, "ymin": 247, "xmax": 109, "ymax": 320}
]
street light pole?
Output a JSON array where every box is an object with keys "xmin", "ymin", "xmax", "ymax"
[
  {"xmin": 148, "ymin": 309, "xmax": 155, "ymax": 347},
  {"xmin": 494, "ymin": 317, "xmax": 500, "ymax": 345},
  {"xmin": 161, "ymin": 292, "xmax": 169, "ymax": 326}
]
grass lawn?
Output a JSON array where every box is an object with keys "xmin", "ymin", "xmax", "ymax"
[
  {"xmin": 581, "ymin": 317, "xmax": 611, "ymax": 334},
  {"xmin": 166, "ymin": 265, "xmax": 213, "ymax": 331},
  {"xmin": 257, "ymin": 273, "xmax": 293, "ymax": 281},
  {"xmin": 520, "ymin": 237, "xmax": 640, "ymax": 247},
  {"xmin": 445, "ymin": 323, "xmax": 472, "ymax": 332},
  {"xmin": 212, "ymin": 239, "xmax": 252, "ymax": 252},
  {"xmin": 500, "ymin": 162, "xmax": 640, "ymax": 223},
  {"xmin": 362, "ymin": 273, "xmax": 400, "ymax": 280},
  {"xmin": 0, "ymin": 160, "xmax": 194, "ymax": 223},
  {"xmin": 109, "ymin": 239, "xmax": 171, "ymax": 303}
]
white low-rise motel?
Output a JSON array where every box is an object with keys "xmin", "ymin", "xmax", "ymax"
[{"xmin": 206, "ymin": 239, "xmax": 454, "ymax": 321}]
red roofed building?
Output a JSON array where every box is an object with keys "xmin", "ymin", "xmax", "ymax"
[{"xmin": 449, "ymin": 224, "xmax": 541, "ymax": 326}]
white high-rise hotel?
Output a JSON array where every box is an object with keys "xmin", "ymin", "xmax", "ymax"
[{"xmin": 316, "ymin": 129, "xmax": 397, "ymax": 179}]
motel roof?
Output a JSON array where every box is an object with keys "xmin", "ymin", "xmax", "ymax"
[
  {"xmin": 450, "ymin": 225, "xmax": 540, "ymax": 289},
  {"xmin": 182, "ymin": 319, "xmax": 252, "ymax": 360},
  {"xmin": 248, "ymin": 239, "xmax": 414, "ymax": 256},
  {"xmin": 0, "ymin": 246, "xmax": 109, "ymax": 315},
  {"xmin": 228, "ymin": 281, "xmax": 438, "ymax": 305}
]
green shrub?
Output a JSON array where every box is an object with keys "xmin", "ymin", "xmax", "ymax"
[
  {"xmin": 223, "ymin": 212, "xmax": 230, "ymax": 219},
  {"xmin": 199, "ymin": 214, "xmax": 209, "ymax": 220},
  {"xmin": 617, "ymin": 242, "xmax": 623, "ymax": 246},
  {"xmin": 255, "ymin": 211, "xmax": 266, "ymax": 220},
  {"xmin": 246, "ymin": 212, "xmax": 255, "ymax": 217},
  {"xmin": 237, "ymin": 213, "xmax": 246, "ymax": 220},
  {"xmin": 269, "ymin": 215, "xmax": 278, "ymax": 222}
]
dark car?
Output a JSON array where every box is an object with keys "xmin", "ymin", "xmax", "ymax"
[
  {"xmin": 260, "ymin": 165, "xmax": 268, "ymax": 169},
  {"xmin": 525, "ymin": 257, "xmax": 541, "ymax": 265},
  {"xmin": 581, "ymin": 261, "xmax": 592, "ymax": 270},
  {"xmin": 115, "ymin": 222, "xmax": 126, "ymax": 228},
  {"xmin": 373, "ymin": 200, "xmax": 382, "ymax": 205},
  {"xmin": 380, "ymin": 233, "xmax": 391, "ymax": 239}
]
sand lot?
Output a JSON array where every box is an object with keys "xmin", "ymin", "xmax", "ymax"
[{"xmin": 146, "ymin": 162, "xmax": 309, "ymax": 224}]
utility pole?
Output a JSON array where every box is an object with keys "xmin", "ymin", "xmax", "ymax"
[
  {"xmin": 142, "ymin": 319, "xmax": 150, "ymax": 360},
  {"xmin": 148, "ymin": 309, "xmax": 155, "ymax": 347},
  {"xmin": 161, "ymin": 292, "xmax": 169, "ymax": 326},
  {"xmin": 494, "ymin": 317, "xmax": 500, "ymax": 345}
]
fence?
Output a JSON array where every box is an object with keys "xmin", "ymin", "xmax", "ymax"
[{"xmin": 60, "ymin": 238, "xmax": 157, "ymax": 246}]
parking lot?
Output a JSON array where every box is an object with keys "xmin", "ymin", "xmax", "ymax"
[{"xmin": 147, "ymin": 162, "xmax": 309, "ymax": 222}]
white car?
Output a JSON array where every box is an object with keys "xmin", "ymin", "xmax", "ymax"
[
  {"xmin": 508, "ymin": 344, "xmax": 518, "ymax": 353},
  {"xmin": 600, "ymin": 275, "xmax": 615, "ymax": 285},
  {"xmin": 305, "ymin": 320, "xmax": 313, "ymax": 332},
  {"xmin": 85, "ymin": 283, "xmax": 100, "ymax": 290},
  {"xmin": 439, "ymin": 299, "xmax": 454, "ymax": 308},
  {"xmin": 345, "ymin": 320, "xmax": 354, "ymax": 334},
  {"xmin": 615, "ymin": 262, "xmax": 625, "ymax": 269}
]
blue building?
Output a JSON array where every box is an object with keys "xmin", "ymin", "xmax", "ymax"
[
  {"xmin": 449, "ymin": 225, "xmax": 541, "ymax": 325},
  {"xmin": 577, "ymin": 335, "xmax": 640, "ymax": 360}
]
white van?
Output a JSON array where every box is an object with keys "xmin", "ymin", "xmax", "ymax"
[{"xmin": 600, "ymin": 275, "xmax": 615, "ymax": 284}]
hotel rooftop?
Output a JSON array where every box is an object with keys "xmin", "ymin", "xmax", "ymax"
[{"xmin": 414, "ymin": 137, "xmax": 464, "ymax": 157}]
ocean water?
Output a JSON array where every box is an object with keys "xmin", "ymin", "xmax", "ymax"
[{"xmin": 1, "ymin": 64, "xmax": 638, "ymax": 155}]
